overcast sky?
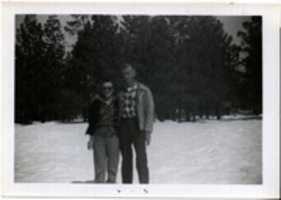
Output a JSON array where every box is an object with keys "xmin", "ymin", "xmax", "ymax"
[{"xmin": 16, "ymin": 15, "xmax": 251, "ymax": 50}]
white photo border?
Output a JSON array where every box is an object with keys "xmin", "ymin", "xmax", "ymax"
[{"xmin": 1, "ymin": 2, "xmax": 280, "ymax": 199}]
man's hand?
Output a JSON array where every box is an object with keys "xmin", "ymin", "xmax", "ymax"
[
  {"xmin": 87, "ymin": 136, "xmax": 94, "ymax": 150},
  {"xmin": 145, "ymin": 132, "xmax": 151, "ymax": 146}
]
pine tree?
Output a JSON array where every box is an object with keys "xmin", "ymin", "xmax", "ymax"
[
  {"xmin": 237, "ymin": 16, "xmax": 262, "ymax": 114},
  {"xmin": 121, "ymin": 16, "xmax": 234, "ymax": 121},
  {"xmin": 65, "ymin": 15, "xmax": 122, "ymax": 119},
  {"xmin": 15, "ymin": 15, "xmax": 46, "ymax": 123},
  {"xmin": 223, "ymin": 35, "xmax": 242, "ymax": 114},
  {"xmin": 41, "ymin": 15, "xmax": 66, "ymax": 121},
  {"xmin": 121, "ymin": 16, "xmax": 177, "ymax": 120},
  {"xmin": 16, "ymin": 15, "xmax": 69, "ymax": 122},
  {"xmin": 170, "ymin": 16, "xmax": 231, "ymax": 120}
]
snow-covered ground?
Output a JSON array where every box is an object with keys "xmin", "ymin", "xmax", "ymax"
[{"xmin": 15, "ymin": 118, "xmax": 262, "ymax": 184}]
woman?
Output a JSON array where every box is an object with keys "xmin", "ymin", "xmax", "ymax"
[{"xmin": 86, "ymin": 80, "xmax": 119, "ymax": 183}]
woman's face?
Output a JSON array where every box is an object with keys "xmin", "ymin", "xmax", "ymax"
[{"xmin": 101, "ymin": 81, "xmax": 113, "ymax": 98}]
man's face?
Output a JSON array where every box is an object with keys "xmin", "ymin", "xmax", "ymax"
[
  {"xmin": 122, "ymin": 65, "xmax": 136, "ymax": 86},
  {"xmin": 101, "ymin": 82, "xmax": 113, "ymax": 98}
]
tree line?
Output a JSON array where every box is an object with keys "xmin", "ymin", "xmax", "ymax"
[{"xmin": 15, "ymin": 15, "xmax": 262, "ymax": 123}]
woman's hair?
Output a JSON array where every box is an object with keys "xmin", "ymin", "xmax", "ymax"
[{"xmin": 100, "ymin": 79, "xmax": 113, "ymax": 86}]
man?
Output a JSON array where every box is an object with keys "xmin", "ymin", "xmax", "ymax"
[
  {"xmin": 118, "ymin": 63, "xmax": 155, "ymax": 184},
  {"xmin": 86, "ymin": 80, "xmax": 119, "ymax": 183}
]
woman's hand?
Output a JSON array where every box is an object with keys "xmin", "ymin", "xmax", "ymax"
[
  {"xmin": 87, "ymin": 136, "xmax": 94, "ymax": 150},
  {"xmin": 145, "ymin": 131, "xmax": 151, "ymax": 146}
]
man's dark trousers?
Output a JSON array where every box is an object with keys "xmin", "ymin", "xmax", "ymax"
[{"xmin": 119, "ymin": 118, "xmax": 149, "ymax": 183}]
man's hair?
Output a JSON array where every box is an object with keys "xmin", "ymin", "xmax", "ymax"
[{"xmin": 121, "ymin": 63, "xmax": 135, "ymax": 71}]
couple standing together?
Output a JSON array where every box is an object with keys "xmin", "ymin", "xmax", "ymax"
[{"xmin": 86, "ymin": 64, "xmax": 155, "ymax": 184}]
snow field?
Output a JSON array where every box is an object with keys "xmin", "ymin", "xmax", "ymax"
[{"xmin": 15, "ymin": 119, "xmax": 262, "ymax": 184}]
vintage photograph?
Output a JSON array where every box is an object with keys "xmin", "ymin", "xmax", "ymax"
[{"xmin": 14, "ymin": 14, "xmax": 262, "ymax": 184}]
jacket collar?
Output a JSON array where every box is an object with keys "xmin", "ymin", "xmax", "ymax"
[
  {"xmin": 125, "ymin": 82, "xmax": 138, "ymax": 92},
  {"xmin": 93, "ymin": 94, "xmax": 114, "ymax": 105},
  {"xmin": 120, "ymin": 82, "xmax": 147, "ymax": 94}
]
